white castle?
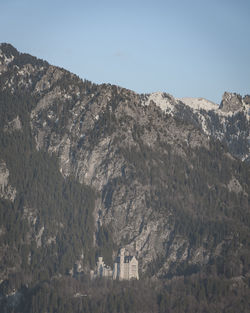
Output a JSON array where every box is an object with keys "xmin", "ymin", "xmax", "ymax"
[{"xmin": 91, "ymin": 248, "xmax": 139, "ymax": 280}]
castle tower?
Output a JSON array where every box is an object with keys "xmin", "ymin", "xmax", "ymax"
[
  {"xmin": 97, "ymin": 256, "xmax": 104, "ymax": 276},
  {"xmin": 119, "ymin": 248, "xmax": 125, "ymax": 280},
  {"xmin": 113, "ymin": 262, "xmax": 118, "ymax": 280}
]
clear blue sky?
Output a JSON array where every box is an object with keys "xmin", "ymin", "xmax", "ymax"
[{"xmin": 1, "ymin": 0, "xmax": 250, "ymax": 103}]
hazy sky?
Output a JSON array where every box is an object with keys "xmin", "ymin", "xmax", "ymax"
[{"xmin": 1, "ymin": 0, "xmax": 250, "ymax": 103}]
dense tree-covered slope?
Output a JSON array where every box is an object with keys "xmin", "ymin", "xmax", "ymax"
[{"xmin": 0, "ymin": 43, "xmax": 249, "ymax": 312}]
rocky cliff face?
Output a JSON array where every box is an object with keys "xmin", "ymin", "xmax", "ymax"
[{"xmin": 0, "ymin": 44, "xmax": 249, "ymax": 284}]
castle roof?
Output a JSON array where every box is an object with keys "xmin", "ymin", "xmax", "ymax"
[
  {"xmin": 115, "ymin": 255, "xmax": 134, "ymax": 263},
  {"xmin": 124, "ymin": 256, "xmax": 133, "ymax": 263}
]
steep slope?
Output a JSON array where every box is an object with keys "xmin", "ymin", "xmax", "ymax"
[
  {"xmin": 0, "ymin": 95, "xmax": 96, "ymax": 274},
  {"xmin": 0, "ymin": 44, "xmax": 250, "ymax": 312}
]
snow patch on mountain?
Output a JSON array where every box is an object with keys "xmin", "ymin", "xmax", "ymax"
[
  {"xmin": 143, "ymin": 92, "xmax": 176, "ymax": 114},
  {"xmin": 242, "ymin": 100, "xmax": 250, "ymax": 121},
  {"xmin": 179, "ymin": 97, "xmax": 218, "ymax": 111}
]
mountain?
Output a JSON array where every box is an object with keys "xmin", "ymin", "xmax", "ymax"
[{"xmin": 0, "ymin": 43, "xmax": 250, "ymax": 313}]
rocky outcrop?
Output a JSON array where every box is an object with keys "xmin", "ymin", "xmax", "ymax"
[
  {"xmin": 220, "ymin": 92, "xmax": 244, "ymax": 113},
  {"xmin": 0, "ymin": 160, "xmax": 16, "ymax": 201},
  {"xmin": 3, "ymin": 116, "xmax": 22, "ymax": 133}
]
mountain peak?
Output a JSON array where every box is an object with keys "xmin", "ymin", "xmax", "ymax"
[
  {"xmin": 219, "ymin": 91, "xmax": 243, "ymax": 113},
  {"xmin": 0, "ymin": 42, "xmax": 48, "ymax": 70},
  {"xmin": 0, "ymin": 43, "xmax": 19, "ymax": 58}
]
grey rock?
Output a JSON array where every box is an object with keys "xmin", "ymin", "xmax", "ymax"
[
  {"xmin": 0, "ymin": 160, "xmax": 16, "ymax": 201},
  {"xmin": 220, "ymin": 92, "xmax": 243, "ymax": 113},
  {"xmin": 4, "ymin": 116, "xmax": 22, "ymax": 133}
]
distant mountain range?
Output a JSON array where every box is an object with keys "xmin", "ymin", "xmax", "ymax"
[{"xmin": 0, "ymin": 43, "xmax": 249, "ymax": 313}]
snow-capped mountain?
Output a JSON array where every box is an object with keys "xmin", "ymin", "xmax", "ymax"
[{"xmin": 142, "ymin": 91, "xmax": 250, "ymax": 161}]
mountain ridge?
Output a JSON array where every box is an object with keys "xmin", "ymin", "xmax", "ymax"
[{"xmin": 1, "ymin": 43, "xmax": 249, "ymax": 163}]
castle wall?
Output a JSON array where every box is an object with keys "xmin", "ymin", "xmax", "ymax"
[
  {"xmin": 113, "ymin": 262, "xmax": 118, "ymax": 280},
  {"xmin": 128, "ymin": 257, "xmax": 139, "ymax": 280},
  {"xmin": 123, "ymin": 263, "xmax": 129, "ymax": 280}
]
